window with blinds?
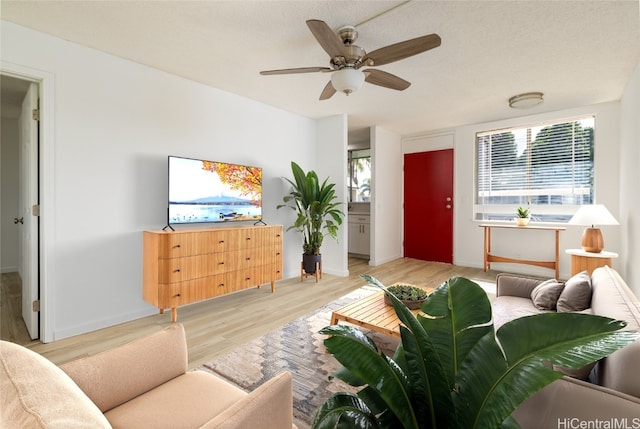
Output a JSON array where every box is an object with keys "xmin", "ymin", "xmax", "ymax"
[{"xmin": 475, "ymin": 116, "xmax": 594, "ymax": 222}]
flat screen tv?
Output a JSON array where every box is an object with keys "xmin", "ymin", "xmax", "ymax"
[{"xmin": 168, "ymin": 155, "xmax": 262, "ymax": 225}]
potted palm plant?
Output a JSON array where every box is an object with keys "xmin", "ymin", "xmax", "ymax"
[
  {"xmin": 278, "ymin": 161, "xmax": 344, "ymax": 275},
  {"xmin": 313, "ymin": 275, "xmax": 638, "ymax": 429}
]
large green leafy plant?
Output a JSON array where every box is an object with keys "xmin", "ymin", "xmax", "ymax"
[
  {"xmin": 313, "ymin": 275, "xmax": 639, "ymax": 429},
  {"xmin": 278, "ymin": 161, "xmax": 344, "ymax": 255}
]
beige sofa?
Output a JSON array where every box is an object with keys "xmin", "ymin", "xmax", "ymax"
[
  {"xmin": 1, "ymin": 323, "xmax": 297, "ymax": 429},
  {"xmin": 492, "ymin": 266, "xmax": 640, "ymax": 427}
]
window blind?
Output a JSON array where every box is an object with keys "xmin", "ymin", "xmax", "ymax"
[{"xmin": 475, "ymin": 116, "xmax": 594, "ymax": 222}]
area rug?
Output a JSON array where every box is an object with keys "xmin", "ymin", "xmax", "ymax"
[
  {"xmin": 199, "ymin": 285, "xmax": 400, "ymax": 429},
  {"xmin": 199, "ymin": 279, "xmax": 495, "ymax": 428}
]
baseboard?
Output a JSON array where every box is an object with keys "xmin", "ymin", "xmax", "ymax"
[
  {"xmin": 1, "ymin": 266, "xmax": 19, "ymax": 274},
  {"xmin": 322, "ymin": 267, "xmax": 349, "ymax": 277},
  {"xmin": 369, "ymin": 254, "xmax": 402, "ymax": 266},
  {"xmin": 52, "ymin": 307, "xmax": 157, "ymax": 341}
]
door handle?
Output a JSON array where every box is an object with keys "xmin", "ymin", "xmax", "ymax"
[{"xmin": 14, "ymin": 217, "xmax": 23, "ymax": 224}]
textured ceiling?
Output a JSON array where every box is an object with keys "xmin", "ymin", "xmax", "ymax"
[{"xmin": 2, "ymin": 1, "xmax": 639, "ymax": 136}]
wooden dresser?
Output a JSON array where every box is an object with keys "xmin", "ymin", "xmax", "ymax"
[{"xmin": 143, "ymin": 225, "xmax": 283, "ymax": 321}]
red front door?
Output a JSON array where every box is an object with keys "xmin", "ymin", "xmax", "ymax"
[{"xmin": 404, "ymin": 149, "xmax": 453, "ymax": 263}]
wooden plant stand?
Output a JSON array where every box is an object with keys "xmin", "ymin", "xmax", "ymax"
[{"xmin": 301, "ymin": 261, "xmax": 322, "ymax": 283}]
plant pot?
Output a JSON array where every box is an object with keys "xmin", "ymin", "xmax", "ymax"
[
  {"xmin": 302, "ymin": 253, "xmax": 321, "ymax": 274},
  {"xmin": 383, "ymin": 284, "xmax": 429, "ymax": 310},
  {"xmin": 515, "ymin": 217, "xmax": 530, "ymax": 226},
  {"xmin": 383, "ymin": 294, "xmax": 426, "ymax": 310}
]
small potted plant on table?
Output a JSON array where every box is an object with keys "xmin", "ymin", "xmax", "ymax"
[
  {"xmin": 515, "ymin": 206, "xmax": 531, "ymax": 226},
  {"xmin": 383, "ymin": 284, "xmax": 428, "ymax": 310}
]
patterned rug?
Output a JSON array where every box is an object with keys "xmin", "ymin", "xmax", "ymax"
[{"xmin": 199, "ymin": 286, "xmax": 400, "ymax": 429}]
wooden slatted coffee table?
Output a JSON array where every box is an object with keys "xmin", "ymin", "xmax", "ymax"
[{"xmin": 330, "ymin": 285, "xmax": 431, "ymax": 338}]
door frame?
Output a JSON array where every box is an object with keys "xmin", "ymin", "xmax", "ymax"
[{"xmin": 1, "ymin": 61, "xmax": 56, "ymax": 343}]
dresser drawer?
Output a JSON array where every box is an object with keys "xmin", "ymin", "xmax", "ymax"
[
  {"xmin": 157, "ymin": 253, "xmax": 227, "ymax": 283},
  {"xmin": 156, "ymin": 230, "xmax": 233, "ymax": 258}
]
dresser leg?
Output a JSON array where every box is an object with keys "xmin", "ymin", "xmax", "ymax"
[{"xmin": 171, "ymin": 307, "xmax": 177, "ymax": 322}]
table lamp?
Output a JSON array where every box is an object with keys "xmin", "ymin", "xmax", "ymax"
[{"xmin": 568, "ymin": 204, "xmax": 619, "ymax": 253}]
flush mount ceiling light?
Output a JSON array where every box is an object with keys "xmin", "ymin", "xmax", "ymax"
[
  {"xmin": 509, "ymin": 92, "xmax": 544, "ymax": 109},
  {"xmin": 330, "ymin": 68, "xmax": 365, "ymax": 96}
]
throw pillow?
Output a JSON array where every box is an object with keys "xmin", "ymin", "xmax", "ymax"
[
  {"xmin": 530, "ymin": 279, "xmax": 565, "ymax": 310},
  {"xmin": 557, "ymin": 270, "xmax": 592, "ymax": 312}
]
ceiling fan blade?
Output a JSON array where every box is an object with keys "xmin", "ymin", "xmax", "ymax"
[
  {"xmin": 306, "ymin": 19, "xmax": 347, "ymax": 59},
  {"xmin": 364, "ymin": 69, "xmax": 411, "ymax": 91},
  {"xmin": 319, "ymin": 81, "xmax": 336, "ymax": 100},
  {"xmin": 363, "ymin": 34, "xmax": 441, "ymax": 67},
  {"xmin": 260, "ymin": 67, "xmax": 331, "ymax": 75}
]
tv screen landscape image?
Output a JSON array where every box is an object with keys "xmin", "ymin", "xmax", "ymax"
[{"xmin": 168, "ymin": 156, "xmax": 262, "ymax": 224}]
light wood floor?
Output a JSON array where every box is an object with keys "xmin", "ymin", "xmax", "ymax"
[
  {"xmin": 4, "ymin": 258, "xmax": 498, "ymax": 369},
  {"xmin": 1, "ymin": 272, "xmax": 33, "ymax": 345}
]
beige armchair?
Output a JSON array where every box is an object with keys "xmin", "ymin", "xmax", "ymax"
[{"xmin": 1, "ymin": 324, "xmax": 297, "ymax": 429}]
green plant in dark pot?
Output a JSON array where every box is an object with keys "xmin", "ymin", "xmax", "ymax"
[
  {"xmin": 313, "ymin": 275, "xmax": 638, "ymax": 429},
  {"xmin": 277, "ymin": 161, "xmax": 344, "ymax": 275}
]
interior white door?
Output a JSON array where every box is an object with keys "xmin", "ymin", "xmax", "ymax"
[{"xmin": 19, "ymin": 82, "xmax": 39, "ymax": 340}]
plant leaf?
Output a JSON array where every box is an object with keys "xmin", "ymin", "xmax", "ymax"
[
  {"xmin": 419, "ymin": 277, "xmax": 493, "ymax": 389},
  {"xmin": 361, "ymin": 274, "xmax": 456, "ymax": 428},
  {"xmin": 319, "ymin": 324, "xmax": 418, "ymax": 429},
  {"xmin": 312, "ymin": 392, "xmax": 380, "ymax": 429},
  {"xmin": 455, "ymin": 312, "xmax": 639, "ymax": 429}
]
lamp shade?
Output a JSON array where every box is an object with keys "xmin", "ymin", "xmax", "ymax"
[
  {"xmin": 331, "ymin": 68, "xmax": 365, "ymax": 95},
  {"xmin": 568, "ymin": 205, "xmax": 619, "ymax": 227},
  {"xmin": 569, "ymin": 205, "xmax": 619, "ymax": 253}
]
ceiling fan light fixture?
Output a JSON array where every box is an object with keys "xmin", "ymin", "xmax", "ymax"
[
  {"xmin": 509, "ymin": 92, "xmax": 544, "ymax": 109},
  {"xmin": 331, "ymin": 68, "xmax": 365, "ymax": 95}
]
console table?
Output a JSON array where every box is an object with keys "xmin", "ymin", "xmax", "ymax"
[
  {"xmin": 565, "ymin": 248, "xmax": 618, "ymax": 276},
  {"xmin": 480, "ymin": 224, "xmax": 565, "ymax": 278}
]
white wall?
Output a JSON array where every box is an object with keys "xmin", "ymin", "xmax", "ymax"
[
  {"xmin": 1, "ymin": 21, "xmax": 326, "ymax": 341},
  {"xmin": 1, "ymin": 118, "xmax": 20, "ymax": 273},
  {"xmin": 619, "ymin": 63, "xmax": 640, "ymax": 294},
  {"xmin": 371, "ymin": 126, "xmax": 402, "ymax": 266},
  {"xmin": 406, "ymin": 103, "xmax": 622, "ymax": 281},
  {"xmin": 315, "ymin": 115, "xmax": 349, "ymax": 277}
]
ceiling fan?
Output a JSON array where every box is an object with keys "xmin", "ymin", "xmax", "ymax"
[{"xmin": 260, "ymin": 19, "xmax": 441, "ymax": 100}]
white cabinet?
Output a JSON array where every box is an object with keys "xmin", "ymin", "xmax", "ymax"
[{"xmin": 348, "ymin": 214, "xmax": 370, "ymax": 256}]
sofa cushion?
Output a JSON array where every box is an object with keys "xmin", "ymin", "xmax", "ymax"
[
  {"xmin": 0, "ymin": 340, "xmax": 111, "ymax": 429},
  {"xmin": 557, "ymin": 271, "xmax": 592, "ymax": 312},
  {"xmin": 493, "ymin": 296, "xmax": 549, "ymax": 329},
  {"xmin": 61, "ymin": 324, "xmax": 188, "ymax": 413},
  {"xmin": 531, "ymin": 279, "xmax": 565, "ymax": 310},
  {"xmin": 513, "ymin": 376, "xmax": 640, "ymax": 428},
  {"xmin": 104, "ymin": 370, "xmax": 246, "ymax": 429},
  {"xmin": 496, "ymin": 273, "xmax": 543, "ymax": 298},
  {"xmin": 202, "ymin": 371, "xmax": 294, "ymax": 429}
]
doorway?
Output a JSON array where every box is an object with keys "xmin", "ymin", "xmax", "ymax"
[
  {"xmin": 403, "ymin": 149, "xmax": 454, "ymax": 263},
  {"xmin": 1, "ymin": 74, "xmax": 40, "ymax": 342}
]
